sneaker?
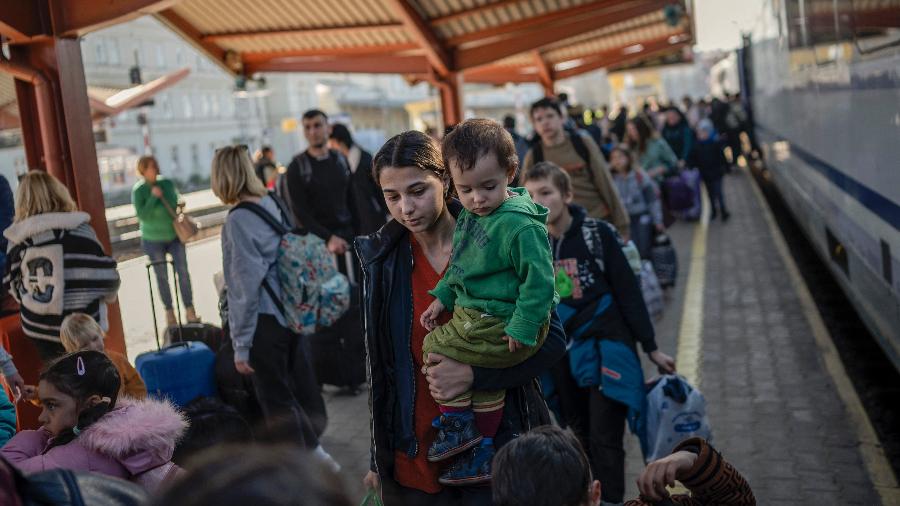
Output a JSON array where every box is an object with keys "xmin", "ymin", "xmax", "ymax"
[
  {"xmin": 427, "ymin": 414, "xmax": 482, "ymax": 462},
  {"xmin": 438, "ymin": 442, "xmax": 494, "ymax": 486},
  {"xmin": 313, "ymin": 445, "xmax": 341, "ymax": 473},
  {"xmin": 722, "ymin": 211, "xmax": 731, "ymax": 221},
  {"xmin": 709, "ymin": 210, "xmax": 717, "ymax": 221}
]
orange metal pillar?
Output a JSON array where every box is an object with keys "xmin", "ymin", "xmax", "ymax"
[
  {"xmin": 438, "ymin": 72, "xmax": 464, "ymax": 129},
  {"xmin": 10, "ymin": 38, "xmax": 126, "ymax": 354}
]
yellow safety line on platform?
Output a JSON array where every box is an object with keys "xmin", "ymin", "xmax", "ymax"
[
  {"xmin": 675, "ymin": 185, "xmax": 710, "ymax": 387},
  {"xmin": 748, "ymin": 170, "xmax": 900, "ymax": 505}
]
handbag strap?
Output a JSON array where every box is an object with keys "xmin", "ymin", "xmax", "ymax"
[{"xmin": 158, "ymin": 194, "xmax": 180, "ymax": 219}]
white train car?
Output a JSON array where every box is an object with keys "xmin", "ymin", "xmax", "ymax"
[{"xmin": 741, "ymin": 0, "xmax": 900, "ymax": 370}]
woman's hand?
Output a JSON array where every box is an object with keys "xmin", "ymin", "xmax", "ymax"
[
  {"xmin": 21, "ymin": 384, "xmax": 38, "ymax": 403},
  {"xmin": 363, "ymin": 471, "xmax": 380, "ymax": 491},
  {"xmin": 150, "ymin": 186, "xmax": 163, "ymax": 198},
  {"xmin": 234, "ymin": 360, "xmax": 256, "ymax": 376},
  {"xmin": 419, "ymin": 299, "xmax": 445, "ymax": 331},
  {"xmin": 649, "ymin": 350, "xmax": 676, "ymax": 374},
  {"xmin": 503, "ymin": 335, "xmax": 524, "ymax": 353},
  {"xmin": 637, "ymin": 450, "xmax": 698, "ymax": 501},
  {"xmin": 423, "ymin": 353, "xmax": 473, "ymax": 402}
]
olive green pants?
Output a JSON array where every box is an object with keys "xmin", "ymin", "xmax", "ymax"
[{"xmin": 422, "ymin": 306, "xmax": 548, "ymax": 409}]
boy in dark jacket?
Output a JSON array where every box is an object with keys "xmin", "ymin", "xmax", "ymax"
[
  {"xmin": 688, "ymin": 119, "xmax": 730, "ymax": 220},
  {"xmin": 523, "ymin": 162, "xmax": 676, "ymax": 504}
]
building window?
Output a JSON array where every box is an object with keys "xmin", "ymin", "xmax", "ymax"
[
  {"xmin": 94, "ymin": 40, "xmax": 108, "ymax": 64},
  {"xmin": 107, "ymin": 39, "xmax": 120, "ymax": 65},
  {"xmin": 171, "ymin": 145, "xmax": 181, "ymax": 175},
  {"xmin": 182, "ymin": 94, "xmax": 193, "ymax": 118},
  {"xmin": 190, "ymin": 143, "xmax": 200, "ymax": 173}
]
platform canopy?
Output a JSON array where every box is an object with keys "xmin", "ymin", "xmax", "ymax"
[{"xmin": 156, "ymin": 0, "xmax": 693, "ymax": 85}]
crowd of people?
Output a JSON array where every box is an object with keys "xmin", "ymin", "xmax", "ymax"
[{"xmin": 0, "ymin": 93, "xmax": 758, "ymax": 505}]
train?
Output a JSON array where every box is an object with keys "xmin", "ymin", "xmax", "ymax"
[{"xmin": 739, "ymin": 0, "xmax": 900, "ymax": 370}]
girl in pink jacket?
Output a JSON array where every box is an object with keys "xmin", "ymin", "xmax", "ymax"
[{"xmin": 0, "ymin": 351, "xmax": 186, "ymax": 491}]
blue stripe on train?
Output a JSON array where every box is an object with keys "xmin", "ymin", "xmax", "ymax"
[{"xmin": 756, "ymin": 124, "xmax": 900, "ymax": 231}]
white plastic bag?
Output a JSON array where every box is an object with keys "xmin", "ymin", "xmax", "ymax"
[
  {"xmin": 640, "ymin": 260, "xmax": 664, "ymax": 320},
  {"xmin": 641, "ymin": 375, "xmax": 713, "ymax": 462}
]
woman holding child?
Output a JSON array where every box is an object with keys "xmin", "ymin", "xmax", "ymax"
[{"xmin": 358, "ymin": 125, "xmax": 566, "ymax": 505}]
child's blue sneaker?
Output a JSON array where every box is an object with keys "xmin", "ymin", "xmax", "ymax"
[
  {"xmin": 427, "ymin": 413, "xmax": 483, "ymax": 462},
  {"xmin": 438, "ymin": 440, "xmax": 494, "ymax": 486}
]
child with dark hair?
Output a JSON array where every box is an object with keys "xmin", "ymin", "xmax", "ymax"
[
  {"xmin": 0, "ymin": 351, "xmax": 186, "ymax": 492},
  {"xmin": 493, "ymin": 425, "xmax": 757, "ymax": 506},
  {"xmin": 493, "ymin": 425, "xmax": 599, "ymax": 506},
  {"xmin": 418, "ymin": 118, "xmax": 558, "ymax": 485},
  {"xmin": 523, "ymin": 162, "xmax": 675, "ymax": 504},
  {"xmin": 608, "ymin": 146, "xmax": 664, "ymax": 258}
]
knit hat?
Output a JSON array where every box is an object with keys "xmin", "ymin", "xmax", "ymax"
[{"xmin": 698, "ymin": 118, "xmax": 714, "ymax": 135}]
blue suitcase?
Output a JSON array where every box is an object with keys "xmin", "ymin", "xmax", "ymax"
[{"xmin": 136, "ymin": 260, "xmax": 216, "ymax": 407}]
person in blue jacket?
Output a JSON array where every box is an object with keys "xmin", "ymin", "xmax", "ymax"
[{"xmin": 523, "ymin": 161, "xmax": 676, "ymax": 505}]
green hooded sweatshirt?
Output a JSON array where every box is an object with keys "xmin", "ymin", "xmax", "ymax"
[{"xmin": 430, "ymin": 187, "xmax": 559, "ymax": 346}]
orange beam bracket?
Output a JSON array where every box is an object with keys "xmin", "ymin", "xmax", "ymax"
[
  {"xmin": 155, "ymin": 9, "xmax": 232, "ymax": 75},
  {"xmin": 455, "ymin": 0, "xmax": 664, "ymax": 70},
  {"xmin": 0, "ymin": 2, "xmax": 50, "ymax": 41},
  {"xmin": 554, "ymin": 37, "xmax": 691, "ymax": 80},
  {"xmin": 385, "ymin": 0, "xmax": 453, "ymax": 76},
  {"xmin": 437, "ymin": 72, "xmax": 463, "ymax": 128},
  {"xmin": 532, "ymin": 51, "xmax": 555, "ymax": 95}
]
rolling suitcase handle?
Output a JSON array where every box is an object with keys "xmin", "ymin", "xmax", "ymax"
[{"xmin": 146, "ymin": 259, "xmax": 186, "ymax": 350}]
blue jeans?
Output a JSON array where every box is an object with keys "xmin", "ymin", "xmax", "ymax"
[{"xmin": 142, "ymin": 238, "xmax": 194, "ymax": 309}]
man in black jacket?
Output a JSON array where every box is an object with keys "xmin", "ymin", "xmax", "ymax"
[
  {"xmin": 283, "ymin": 109, "xmax": 355, "ymax": 255},
  {"xmin": 328, "ymin": 123, "xmax": 388, "ymax": 236}
]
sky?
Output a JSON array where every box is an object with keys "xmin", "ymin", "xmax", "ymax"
[{"xmin": 693, "ymin": 0, "xmax": 767, "ymax": 52}]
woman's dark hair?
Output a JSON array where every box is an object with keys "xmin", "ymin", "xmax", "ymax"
[
  {"xmin": 40, "ymin": 350, "xmax": 120, "ymax": 448},
  {"xmin": 628, "ymin": 115, "xmax": 655, "ymax": 155},
  {"xmin": 152, "ymin": 444, "xmax": 352, "ymax": 506},
  {"xmin": 372, "ymin": 130, "xmax": 449, "ymax": 196},
  {"xmin": 493, "ymin": 425, "xmax": 592, "ymax": 506},
  {"xmin": 328, "ymin": 123, "xmax": 354, "ymax": 149}
]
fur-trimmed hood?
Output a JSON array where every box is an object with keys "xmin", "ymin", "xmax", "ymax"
[
  {"xmin": 2, "ymin": 212, "xmax": 90, "ymax": 244},
  {"xmin": 78, "ymin": 397, "xmax": 188, "ymax": 476}
]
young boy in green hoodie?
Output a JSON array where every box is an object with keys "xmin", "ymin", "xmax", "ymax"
[{"xmin": 419, "ymin": 119, "xmax": 558, "ymax": 485}]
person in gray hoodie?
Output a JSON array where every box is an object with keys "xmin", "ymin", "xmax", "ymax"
[{"xmin": 211, "ymin": 145, "xmax": 337, "ymax": 471}]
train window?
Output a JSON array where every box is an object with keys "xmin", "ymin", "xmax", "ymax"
[
  {"xmin": 883, "ymin": 240, "xmax": 893, "ymax": 286},
  {"xmin": 826, "ymin": 226, "xmax": 849, "ymax": 276},
  {"xmin": 785, "ymin": 0, "xmax": 900, "ymax": 54}
]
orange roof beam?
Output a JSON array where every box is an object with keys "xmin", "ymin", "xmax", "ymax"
[
  {"xmin": 244, "ymin": 54, "xmax": 431, "ymax": 75},
  {"xmin": 202, "ymin": 23, "xmax": 406, "ymax": 43},
  {"xmin": 385, "ymin": 0, "xmax": 453, "ymax": 77},
  {"xmin": 554, "ymin": 35, "xmax": 691, "ymax": 80},
  {"xmin": 53, "ymin": 0, "xmax": 178, "ymax": 38},
  {"xmin": 240, "ymin": 44, "xmax": 421, "ymax": 63},
  {"xmin": 455, "ymin": 0, "xmax": 665, "ymax": 70},
  {"xmin": 445, "ymin": 0, "xmax": 636, "ymax": 48}
]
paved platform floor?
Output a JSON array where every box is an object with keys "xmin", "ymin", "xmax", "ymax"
[{"xmin": 116, "ymin": 169, "xmax": 888, "ymax": 504}]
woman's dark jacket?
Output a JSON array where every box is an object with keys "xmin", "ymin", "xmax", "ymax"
[{"xmin": 355, "ymin": 201, "xmax": 566, "ymax": 478}]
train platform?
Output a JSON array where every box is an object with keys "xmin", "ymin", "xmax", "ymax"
[{"xmin": 115, "ymin": 168, "xmax": 897, "ymax": 504}]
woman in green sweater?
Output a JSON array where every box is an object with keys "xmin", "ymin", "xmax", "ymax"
[
  {"xmin": 132, "ymin": 156, "xmax": 199, "ymax": 326},
  {"xmin": 626, "ymin": 115, "xmax": 679, "ymax": 183}
]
